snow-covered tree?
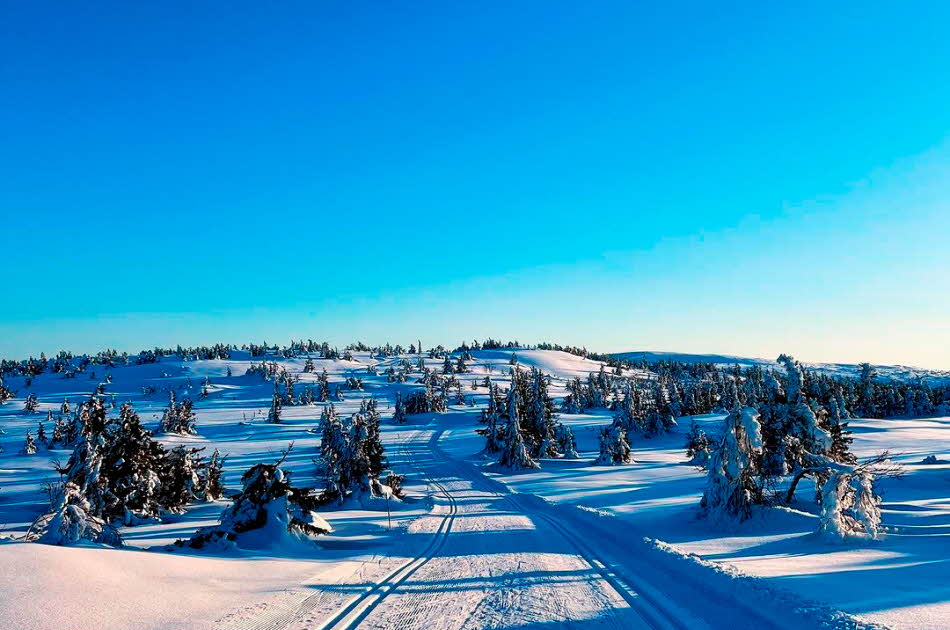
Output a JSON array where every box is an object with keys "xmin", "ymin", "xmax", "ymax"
[
  {"xmin": 316, "ymin": 406, "xmax": 348, "ymax": 504},
  {"xmin": 179, "ymin": 456, "xmax": 330, "ymax": 551},
  {"xmin": 198, "ymin": 449, "xmax": 226, "ymax": 501},
  {"xmin": 24, "ymin": 393, "xmax": 39, "ymax": 414},
  {"xmin": 0, "ymin": 376, "xmax": 13, "ymax": 404},
  {"xmin": 27, "ymin": 482, "xmax": 122, "ymax": 547},
  {"xmin": 481, "ymin": 384, "xmax": 503, "ymax": 453},
  {"xmin": 158, "ymin": 391, "xmax": 197, "ymax": 434},
  {"xmin": 344, "ymin": 414, "xmax": 373, "ymax": 495},
  {"xmin": 317, "ymin": 368, "xmax": 331, "ymax": 402},
  {"xmin": 103, "ymin": 404, "xmax": 167, "ymax": 524},
  {"xmin": 499, "ymin": 388, "xmax": 538, "ymax": 470},
  {"xmin": 596, "ymin": 422, "xmax": 633, "ymax": 465},
  {"xmin": 700, "ymin": 406, "xmax": 763, "ymax": 521},
  {"xmin": 160, "ymin": 445, "xmax": 203, "ymax": 512},
  {"xmin": 22, "ymin": 431, "xmax": 37, "ymax": 455},
  {"xmin": 36, "ymin": 415, "xmax": 48, "ymax": 447},
  {"xmin": 614, "ymin": 385, "xmax": 638, "ymax": 434},
  {"xmin": 523, "ymin": 368, "xmax": 558, "ymax": 457},
  {"xmin": 266, "ymin": 391, "xmax": 282, "ymax": 424},
  {"xmin": 553, "ymin": 423, "xmax": 579, "ymax": 459},
  {"xmin": 818, "ymin": 469, "xmax": 882, "ymax": 541},
  {"xmin": 684, "ymin": 420, "xmax": 711, "ymax": 467},
  {"xmin": 393, "ymin": 392, "xmax": 407, "ymax": 424},
  {"xmin": 362, "ymin": 400, "xmax": 387, "ymax": 479}
]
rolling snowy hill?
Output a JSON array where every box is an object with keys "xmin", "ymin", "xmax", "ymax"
[{"xmin": 0, "ymin": 347, "xmax": 946, "ymax": 629}]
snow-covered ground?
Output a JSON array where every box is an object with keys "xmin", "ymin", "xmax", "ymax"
[{"xmin": 0, "ymin": 349, "xmax": 946, "ymax": 629}]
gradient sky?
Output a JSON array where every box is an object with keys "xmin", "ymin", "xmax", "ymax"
[{"xmin": 2, "ymin": 2, "xmax": 948, "ymax": 368}]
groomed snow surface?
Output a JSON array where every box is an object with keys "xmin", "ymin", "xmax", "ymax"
[{"xmin": 0, "ymin": 349, "xmax": 946, "ymax": 629}]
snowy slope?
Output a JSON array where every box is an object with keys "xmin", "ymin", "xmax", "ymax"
[{"xmin": 0, "ymin": 349, "xmax": 946, "ymax": 629}]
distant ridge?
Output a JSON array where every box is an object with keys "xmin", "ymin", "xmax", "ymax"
[{"xmin": 610, "ymin": 350, "xmax": 950, "ymax": 384}]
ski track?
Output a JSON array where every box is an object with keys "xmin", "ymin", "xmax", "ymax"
[
  {"xmin": 245, "ymin": 421, "xmax": 790, "ymax": 630},
  {"xmin": 220, "ymin": 427, "xmax": 458, "ymax": 630},
  {"xmin": 263, "ymin": 426, "xmax": 666, "ymax": 630}
]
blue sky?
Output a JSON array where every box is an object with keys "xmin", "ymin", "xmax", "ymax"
[{"xmin": 2, "ymin": 2, "xmax": 948, "ymax": 367}]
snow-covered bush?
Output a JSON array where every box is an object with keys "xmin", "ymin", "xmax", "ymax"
[
  {"xmin": 28, "ymin": 482, "xmax": 122, "ymax": 547},
  {"xmin": 179, "ymin": 461, "xmax": 330, "ymax": 551},
  {"xmin": 818, "ymin": 470, "xmax": 881, "ymax": 541}
]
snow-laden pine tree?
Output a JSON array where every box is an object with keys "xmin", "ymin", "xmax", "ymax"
[
  {"xmin": 596, "ymin": 421, "xmax": 633, "ymax": 465},
  {"xmin": 0, "ymin": 376, "xmax": 13, "ymax": 405},
  {"xmin": 684, "ymin": 420, "xmax": 711, "ymax": 467},
  {"xmin": 613, "ymin": 384, "xmax": 638, "ymax": 434},
  {"xmin": 553, "ymin": 423, "xmax": 579, "ymax": 459},
  {"xmin": 393, "ymin": 391, "xmax": 407, "ymax": 424},
  {"xmin": 160, "ymin": 445, "xmax": 203, "ymax": 512},
  {"xmin": 525, "ymin": 368, "xmax": 559, "ymax": 457},
  {"xmin": 345, "ymin": 414, "xmax": 373, "ymax": 495},
  {"xmin": 198, "ymin": 449, "xmax": 226, "ymax": 501},
  {"xmin": 818, "ymin": 469, "xmax": 882, "ymax": 541},
  {"xmin": 316, "ymin": 405, "xmax": 349, "ymax": 504},
  {"xmin": 27, "ymin": 482, "xmax": 122, "ymax": 547},
  {"xmin": 561, "ymin": 377, "xmax": 586, "ymax": 413},
  {"xmin": 701, "ymin": 406, "xmax": 763, "ymax": 521},
  {"xmin": 362, "ymin": 400, "xmax": 387, "ymax": 480},
  {"xmin": 179, "ymin": 457, "xmax": 330, "ymax": 551},
  {"xmin": 24, "ymin": 393, "xmax": 39, "ymax": 413},
  {"xmin": 103, "ymin": 403, "xmax": 167, "ymax": 524},
  {"xmin": 481, "ymin": 384, "xmax": 503, "ymax": 453},
  {"xmin": 653, "ymin": 382, "xmax": 678, "ymax": 432},
  {"xmin": 41, "ymin": 403, "xmax": 115, "ymax": 542},
  {"xmin": 36, "ymin": 415, "xmax": 49, "ymax": 447},
  {"xmin": 158, "ymin": 391, "xmax": 197, "ymax": 434},
  {"xmin": 22, "ymin": 431, "xmax": 37, "ymax": 454},
  {"xmin": 266, "ymin": 391, "xmax": 282, "ymax": 424},
  {"xmin": 499, "ymin": 387, "xmax": 538, "ymax": 470},
  {"xmin": 317, "ymin": 368, "xmax": 330, "ymax": 402}
]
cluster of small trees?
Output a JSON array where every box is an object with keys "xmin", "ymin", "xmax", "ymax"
[
  {"xmin": 699, "ymin": 355, "xmax": 898, "ymax": 541},
  {"xmin": 0, "ymin": 375, "xmax": 13, "ymax": 404},
  {"xmin": 28, "ymin": 400, "xmax": 224, "ymax": 546},
  {"xmin": 562, "ymin": 366, "xmax": 616, "ymax": 412},
  {"xmin": 315, "ymin": 401, "xmax": 402, "ymax": 505},
  {"xmin": 403, "ymin": 382, "xmax": 448, "ymax": 415},
  {"xmin": 596, "ymin": 380, "xmax": 678, "ymax": 465},
  {"xmin": 158, "ymin": 391, "xmax": 198, "ymax": 434},
  {"xmin": 481, "ymin": 368, "xmax": 577, "ymax": 469}
]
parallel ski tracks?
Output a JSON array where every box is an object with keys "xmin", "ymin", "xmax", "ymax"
[
  {"xmin": 425, "ymin": 431, "xmax": 690, "ymax": 630},
  {"xmin": 313, "ymin": 428, "xmax": 459, "ymax": 630}
]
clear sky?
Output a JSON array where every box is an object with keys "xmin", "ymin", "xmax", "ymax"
[{"xmin": 2, "ymin": 2, "xmax": 948, "ymax": 368}]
